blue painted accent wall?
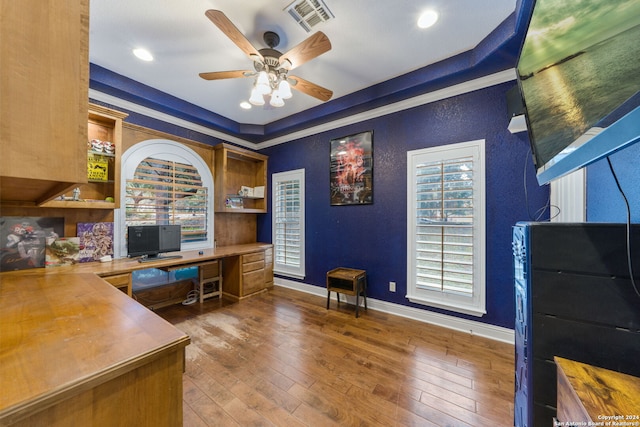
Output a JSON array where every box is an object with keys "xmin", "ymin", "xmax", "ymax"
[
  {"xmin": 257, "ymin": 82, "xmax": 549, "ymax": 329},
  {"xmin": 586, "ymin": 142, "xmax": 640, "ymax": 223}
]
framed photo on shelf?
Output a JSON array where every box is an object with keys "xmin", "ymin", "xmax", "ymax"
[{"xmin": 330, "ymin": 130, "xmax": 373, "ymax": 206}]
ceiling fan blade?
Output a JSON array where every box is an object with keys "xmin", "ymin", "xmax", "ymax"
[
  {"xmin": 279, "ymin": 32, "xmax": 331, "ymax": 70},
  {"xmin": 288, "ymin": 76, "xmax": 333, "ymax": 102},
  {"xmin": 199, "ymin": 70, "xmax": 253, "ymax": 80},
  {"xmin": 205, "ymin": 10, "xmax": 263, "ymax": 61}
]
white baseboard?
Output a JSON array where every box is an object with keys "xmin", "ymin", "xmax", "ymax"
[{"xmin": 275, "ymin": 278, "xmax": 515, "ymax": 345}]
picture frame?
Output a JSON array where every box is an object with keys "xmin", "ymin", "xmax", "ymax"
[{"xmin": 330, "ymin": 130, "xmax": 373, "ymax": 205}]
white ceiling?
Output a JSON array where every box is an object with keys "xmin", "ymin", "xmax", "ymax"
[{"xmin": 89, "ymin": 0, "xmax": 515, "ymax": 126}]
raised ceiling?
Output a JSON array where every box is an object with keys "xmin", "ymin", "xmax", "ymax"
[{"xmin": 89, "ymin": 0, "xmax": 518, "ymax": 133}]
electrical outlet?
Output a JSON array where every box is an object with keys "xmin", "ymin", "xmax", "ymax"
[{"xmin": 389, "ymin": 281, "xmax": 396, "ymax": 292}]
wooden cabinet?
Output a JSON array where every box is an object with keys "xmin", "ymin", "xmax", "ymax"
[
  {"xmin": 0, "ymin": 0, "xmax": 90, "ymax": 204},
  {"xmin": 242, "ymin": 251, "xmax": 266, "ymax": 295},
  {"xmin": 213, "ymin": 143, "xmax": 268, "ymax": 213},
  {"xmin": 555, "ymin": 357, "xmax": 640, "ymax": 425},
  {"xmin": 222, "ymin": 248, "xmax": 274, "ymax": 300},
  {"xmin": 40, "ymin": 104, "xmax": 128, "ymax": 209}
]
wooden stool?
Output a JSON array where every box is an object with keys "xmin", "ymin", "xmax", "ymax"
[{"xmin": 326, "ymin": 267, "xmax": 367, "ymax": 317}]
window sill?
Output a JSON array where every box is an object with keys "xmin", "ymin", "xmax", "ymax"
[
  {"xmin": 274, "ymin": 270, "xmax": 305, "ymax": 280},
  {"xmin": 407, "ymin": 294, "xmax": 486, "ymax": 317}
]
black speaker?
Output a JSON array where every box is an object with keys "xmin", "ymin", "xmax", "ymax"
[{"xmin": 506, "ymin": 85, "xmax": 524, "ymax": 118}]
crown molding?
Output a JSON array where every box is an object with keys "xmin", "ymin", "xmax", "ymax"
[{"xmin": 90, "ymin": 68, "xmax": 517, "ymax": 150}]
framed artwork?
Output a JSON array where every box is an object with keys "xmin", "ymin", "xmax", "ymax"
[
  {"xmin": 330, "ymin": 130, "xmax": 373, "ymax": 205},
  {"xmin": 0, "ymin": 216, "xmax": 65, "ymax": 271}
]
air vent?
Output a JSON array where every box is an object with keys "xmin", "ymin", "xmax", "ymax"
[{"xmin": 285, "ymin": 0, "xmax": 334, "ymax": 33}]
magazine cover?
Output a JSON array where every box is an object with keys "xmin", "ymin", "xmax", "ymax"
[
  {"xmin": 0, "ymin": 217, "xmax": 65, "ymax": 271},
  {"xmin": 46, "ymin": 237, "xmax": 81, "ymax": 267},
  {"xmin": 77, "ymin": 222, "xmax": 114, "ymax": 262}
]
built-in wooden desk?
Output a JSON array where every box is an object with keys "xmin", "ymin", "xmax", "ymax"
[
  {"xmin": 0, "ymin": 243, "xmax": 272, "ymax": 426},
  {"xmin": 26, "ymin": 243, "xmax": 274, "ymax": 301}
]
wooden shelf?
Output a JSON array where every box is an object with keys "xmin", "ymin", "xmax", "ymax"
[
  {"xmin": 39, "ymin": 104, "xmax": 128, "ymax": 209},
  {"xmin": 88, "ymin": 151, "xmax": 115, "ymax": 158},
  {"xmin": 39, "ymin": 200, "xmax": 116, "ymax": 209},
  {"xmin": 213, "ymin": 143, "xmax": 268, "ymax": 213}
]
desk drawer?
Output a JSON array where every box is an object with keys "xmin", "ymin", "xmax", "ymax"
[
  {"xmin": 243, "ymin": 251, "xmax": 264, "ymax": 264},
  {"xmin": 243, "ymin": 252, "xmax": 265, "ymax": 273},
  {"xmin": 200, "ymin": 260, "xmax": 220, "ymax": 279}
]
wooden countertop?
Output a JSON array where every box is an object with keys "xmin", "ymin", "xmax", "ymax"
[
  {"xmin": 555, "ymin": 356, "xmax": 640, "ymax": 423},
  {"xmin": 11, "ymin": 243, "xmax": 273, "ymax": 277},
  {"xmin": 0, "ymin": 242, "xmax": 271, "ymax": 424}
]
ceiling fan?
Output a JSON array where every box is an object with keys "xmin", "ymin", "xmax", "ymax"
[{"xmin": 199, "ymin": 10, "xmax": 333, "ymax": 107}]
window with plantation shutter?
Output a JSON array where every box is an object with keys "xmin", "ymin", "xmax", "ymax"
[
  {"xmin": 407, "ymin": 140, "xmax": 486, "ymax": 316},
  {"xmin": 126, "ymin": 157, "xmax": 208, "ymax": 242},
  {"xmin": 272, "ymin": 169, "xmax": 305, "ymax": 278},
  {"xmin": 116, "ymin": 140, "xmax": 214, "ymax": 257}
]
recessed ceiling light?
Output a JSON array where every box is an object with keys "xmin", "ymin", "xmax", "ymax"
[
  {"xmin": 133, "ymin": 48, "xmax": 153, "ymax": 61},
  {"xmin": 418, "ymin": 10, "xmax": 438, "ymax": 29},
  {"xmin": 240, "ymin": 101, "xmax": 252, "ymax": 110}
]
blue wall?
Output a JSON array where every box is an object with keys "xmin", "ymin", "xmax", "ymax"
[
  {"xmin": 257, "ymin": 81, "xmax": 549, "ymax": 329},
  {"xmin": 586, "ymin": 141, "xmax": 640, "ymax": 223}
]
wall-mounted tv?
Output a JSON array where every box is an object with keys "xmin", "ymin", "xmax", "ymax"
[
  {"xmin": 127, "ymin": 225, "xmax": 182, "ymax": 261},
  {"xmin": 517, "ymin": 0, "xmax": 640, "ymax": 184}
]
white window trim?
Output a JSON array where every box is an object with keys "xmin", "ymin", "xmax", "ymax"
[
  {"xmin": 272, "ymin": 168, "xmax": 305, "ymax": 279},
  {"xmin": 406, "ymin": 139, "xmax": 486, "ymax": 317},
  {"xmin": 115, "ymin": 139, "xmax": 214, "ymax": 258}
]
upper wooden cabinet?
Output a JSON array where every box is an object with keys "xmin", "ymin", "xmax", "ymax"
[
  {"xmin": 213, "ymin": 143, "xmax": 268, "ymax": 213},
  {"xmin": 0, "ymin": 0, "xmax": 90, "ymax": 204}
]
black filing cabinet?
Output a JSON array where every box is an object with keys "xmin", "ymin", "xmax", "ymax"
[{"xmin": 512, "ymin": 222, "xmax": 640, "ymax": 427}]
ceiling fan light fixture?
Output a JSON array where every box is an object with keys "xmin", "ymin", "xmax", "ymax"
[
  {"xmin": 278, "ymin": 80, "xmax": 293, "ymax": 99},
  {"xmin": 270, "ymin": 92, "xmax": 285, "ymax": 107},
  {"xmin": 256, "ymin": 81, "xmax": 271, "ymax": 95},
  {"xmin": 279, "ymin": 58, "xmax": 293, "ymax": 70},
  {"xmin": 249, "ymin": 87, "xmax": 265, "ymax": 106},
  {"xmin": 256, "ymin": 71, "xmax": 269, "ymax": 85}
]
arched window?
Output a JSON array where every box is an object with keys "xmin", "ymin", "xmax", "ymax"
[{"xmin": 115, "ymin": 139, "xmax": 214, "ymax": 258}]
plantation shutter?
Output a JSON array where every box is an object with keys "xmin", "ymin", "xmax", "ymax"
[
  {"xmin": 125, "ymin": 157, "xmax": 208, "ymax": 243},
  {"xmin": 415, "ymin": 156, "xmax": 474, "ymax": 295},
  {"xmin": 274, "ymin": 178, "xmax": 302, "ymax": 268}
]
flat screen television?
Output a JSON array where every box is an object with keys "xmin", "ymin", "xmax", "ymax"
[
  {"xmin": 517, "ymin": 0, "xmax": 640, "ymax": 184},
  {"xmin": 127, "ymin": 225, "xmax": 182, "ymax": 261}
]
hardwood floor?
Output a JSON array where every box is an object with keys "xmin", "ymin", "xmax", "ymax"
[{"xmin": 155, "ymin": 286, "xmax": 515, "ymax": 427}]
